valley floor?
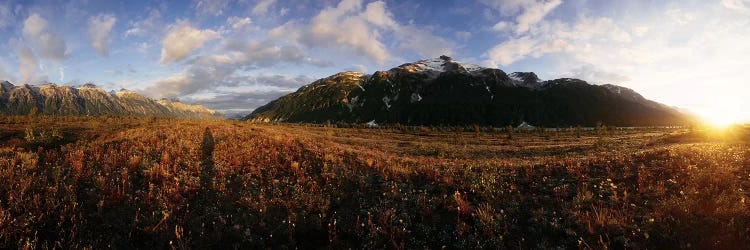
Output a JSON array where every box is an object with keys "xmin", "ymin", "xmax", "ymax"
[{"xmin": 0, "ymin": 116, "xmax": 748, "ymax": 249}]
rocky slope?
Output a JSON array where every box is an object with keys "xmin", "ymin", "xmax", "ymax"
[
  {"xmin": 245, "ymin": 56, "xmax": 692, "ymax": 127},
  {"xmin": 0, "ymin": 81, "xmax": 222, "ymax": 119}
]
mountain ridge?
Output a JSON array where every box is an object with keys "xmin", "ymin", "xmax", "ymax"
[
  {"xmin": 0, "ymin": 81, "xmax": 222, "ymax": 119},
  {"xmin": 245, "ymin": 56, "xmax": 693, "ymax": 127}
]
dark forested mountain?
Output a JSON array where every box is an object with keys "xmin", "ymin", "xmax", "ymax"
[
  {"xmin": 245, "ymin": 56, "xmax": 692, "ymax": 127},
  {"xmin": 0, "ymin": 81, "xmax": 222, "ymax": 119}
]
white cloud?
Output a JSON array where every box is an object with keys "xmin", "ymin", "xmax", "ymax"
[
  {"xmin": 140, "ymin": 0, "xmax": 452, "ymax": 112},
  {"xmin": 124, "ymin": 10, "xmax": 161, "ymax": 37},
  {"xmin": 143, "ymin": 46, "xmax": 322, "ymax": 98},
  {"xmin": 252, "ymin": 0, "xmax": 276, "ymax": 15},
  {"xmin": 455, "ymin": 31, "xmax": 472, "ymax": 41},
  {"xmin": 345, "ymin": 64, "xmax": 368, "ymax": 72},
  {"xmin": 480, "ymin": 0, "xmax": 562, "ymax": 34},
  {"xmin": 136, "ymin": 42, "xmax": 152, "ymax": 53},
  {"xmin": 146, "ymin": 37, "xmax": 331, "ymax": 98},
  {"xmin": 394, "ymin": 25, "xmax": 455, "ymax": 58},
  {"xmin": 560, "ymin": 64, "xmax": 630, "ymax": 84},
  {"xmin": 515, "ymin": 0, "xmax": 561, "ymax": 33},
  {"xmin": 492, "ymin": 21, "xmax": 512, "ymax": 32},
  {"xmin": 301, "ymin": 0, "xmax": 390, "ymax": 63},
  {"xmin": 271, "ymin": 0, "xmax": 454, "ymax": 64},
  {"xmin": 722, "ymin": 0, "xmax": 749, "ymax": 12},
  {"xmin": 22, "ymin": 13, "xmax": 67, "ymax": 62},
  {"xmin": 478, "ymin": 0, "xmax": 531, "ymax": 15},
  {"xmin": 268, "ymin": 20, "xmax": 300, "ymax": 40},
  {"xmin": 159, "ymin": 20, "xmax": 219, "ymax": 64},
  {"xmin": 223, "ymin": 39, "xmax": 333, "ymax": 67},
  {"xmin": 194, "ymin": 0, "xmax": 231, "ymax": 16},
  {"xmin": 0, "ymin": 2, "xmax": 12, "ymax": 29},
  {"xmin": 359, "ymin": 1, "xmax": 396, "ymax": 28},
  {"xmin": 144, "ymin": 74, "xmax": 192, "ymax": 97},
  {"xmin": 17, "ymin": 44, "xmax": 47, "ymax": 84},
  {"xmin": 88, "ymin": 14, "xmax": 117, "ymax": 56},
  {"xmin": 482, "ymin": 1, "xmax": 750, "ymax": 120},
  {"xmin": 227, "ymin": 16, "xmax": 251, "ymax": 30},
  {"xmin": 484, "ymin": 16, "xmax": 631, "ymax": 66},
  {"xmin": 485, "ymin": 36, "xmax": 538, "ymax": 66},
  {"xmin": 173, "ymin": 74, "xmax": 314, "ymax": 113},
  {"xmin": 632, "ymin": 26, "xmax": 650, "ymax": 37},
  {"xmin": 666, "ymin": 9, "xmax": 695, "ymax": 25}
]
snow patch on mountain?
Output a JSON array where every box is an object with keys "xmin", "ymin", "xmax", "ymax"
[
  {"xmin": 485, "ymin": 86, "xmax": 494, "ymax": 100},
  {"xmin": 508, "ymin": 74, "xmax": 524, "ymax": 82},
  {"xmin": 416, "ymin": 58, "xmax": 446, "ymax": 72},
  {"xmin": 382, "ymin": 96, "xmax": 391, "ymax": 109},
  {"xmin": 462, "ymin": 63, "xmax": 484, "ymax": 72},
  {"xmin": 410, "ymin": 55, "xmax": 486, "ymax": 75},
  {"xmin": 410, "ymin": 93, "xmax": 422, "ymax": 103}
]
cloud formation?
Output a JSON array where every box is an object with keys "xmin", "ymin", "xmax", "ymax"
[
  {"xmin": 480, "ymin": 1, "xmax": 750, "ymax": 120},
  {"xmin": 480, "ymin": 0, "xmax": 562, "ymax": 33},
  {"xmin": 181, "ymin": 89, "xmax": 295, "ymax": 115},
  {"xmin": 22, "ymin": 14, "xmax": 67, "ymax": 62},
  {"xmin": 17, "ymin": 44, "xmax": 47, "ymax": 84},
  {"xmin": 252, "ymin": 0, "xmax": 277, "ymax": 15},
  {"xmin": 227, "ymin": 16, "xmax": 251, "ymax": 31},
  {"xmin": 145, "ymin": 12, "xmax": 333, "ymax": 102},
  {"xmin": 516, "ymin": 0, "xmax": 561, "ymax": 33},
  {"xmin": 194, "ymin": 0, "xmax": 231, "ymax": 16},
  {"xmin": 146, "ymin": 39, "xmax": 330, "ymax": 98},
  {"xmin": 144, "ymin": 64, "xmax": 314, "ymax": 109},
  {"xmin": 303, "ymin": 0, "xmax": 392, "ymax": 63},
  {"xmin": 144, "ymin": 0, "xmax": 454, "ymax": 112},
  {"xmin": 271, "ymin": 0, "xmax": 454, "ymax": 64},
  {"xmin": 124, "ymin": 10, "xmax": 162, "ymax": 37},
  {"xmin": 560, "ymin": 64, "xmax": 630, "ymax": 84},
  {"xmin": 160, "ymin": 20, "xmax": 219, "ymax": 64},
  {"xmin": 722, "ymin": 0, "xmax": 749, "ymax": 12},
  {"xmin": 485, "ymin": 16, "xmax": 632, "ymax": 66},
  {"xmin": 178, "ymin": 74, "xmax": 315, "ymax": 113},
  {"xmin": 0, "ymin": 2, "xmax": 12, "ymax": 29},
  {"xmin": 88, "ymin": 14, "xmax": 117, "ymax": 56},
  {"xmin": 394, "ymin": 25, "xmax": 455, "ymax": 58}
]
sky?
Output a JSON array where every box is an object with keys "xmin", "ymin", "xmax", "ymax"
[{"xmin": 0, "ymin": 0, "xmax": 748, "ymax": 121}]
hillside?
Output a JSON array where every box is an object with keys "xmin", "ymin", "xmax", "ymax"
[
  {"xmin": 0, "ymin": 81, "xmax": 222, "ymax": 119},
  {"xmin": 246, "ymin": 56, "xmax": 692, "ymax": 127}
]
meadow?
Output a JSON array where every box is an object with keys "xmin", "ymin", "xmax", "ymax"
[{"xmin": 0, "ymin": 116, "xmax": 748, "ymax": 249}]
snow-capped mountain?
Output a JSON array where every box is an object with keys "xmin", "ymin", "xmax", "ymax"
[
  {"xmin": 245, "ymin": 56, "xmax": 692, "ymax": 126},
  {"xmin": 0, "ymin": 81, "xmax": 222, "ymax": 119}
]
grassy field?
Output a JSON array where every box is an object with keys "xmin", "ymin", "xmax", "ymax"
[{"xmin": 0, "ymin": 116, "xmax": 748, "ymax": 249}]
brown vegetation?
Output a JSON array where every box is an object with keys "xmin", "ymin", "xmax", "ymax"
[{"xmin": 0, "ymin": 115, "xmax": 748, "ymax": 248}]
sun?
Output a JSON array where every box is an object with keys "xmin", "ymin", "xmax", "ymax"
[
  {"xmin": 701, "ymin": 112, "xmax": 738, "ymax": 127},
  {"xmin": 695, "ymin": 97, "xmax": 742, "ymax": 128}
]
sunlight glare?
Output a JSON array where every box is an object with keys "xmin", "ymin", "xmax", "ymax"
[{"xmin": 695, "ymin": 96, "xmax": 741, "ymax": 127}]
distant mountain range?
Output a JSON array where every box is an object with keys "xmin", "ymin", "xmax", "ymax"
[
  {"xmin": 0, "ymin": 82, "xmax": 222, "ymax": 119},
  {"xmin": 245, "ymin": 56, "xmax": 693, "ymax": 127}
]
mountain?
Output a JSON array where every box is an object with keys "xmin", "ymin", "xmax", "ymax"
[
  {"xmin": 245, "ymin": 56, "xmax": 692, "ymax": 127},
  {"xmin": 0, "ymin": 81, "xmax": 222, "ymax": 119}
]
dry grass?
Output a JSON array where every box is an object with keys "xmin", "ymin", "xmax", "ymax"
[{"xmin": 0, "ymin": 115, "xmax": 748, "ymax": 249}]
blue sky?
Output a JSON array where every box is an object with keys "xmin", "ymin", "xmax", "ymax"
[{"xmin": 0, "ymin": 0, "xmax": 749, "ymax": 122}]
